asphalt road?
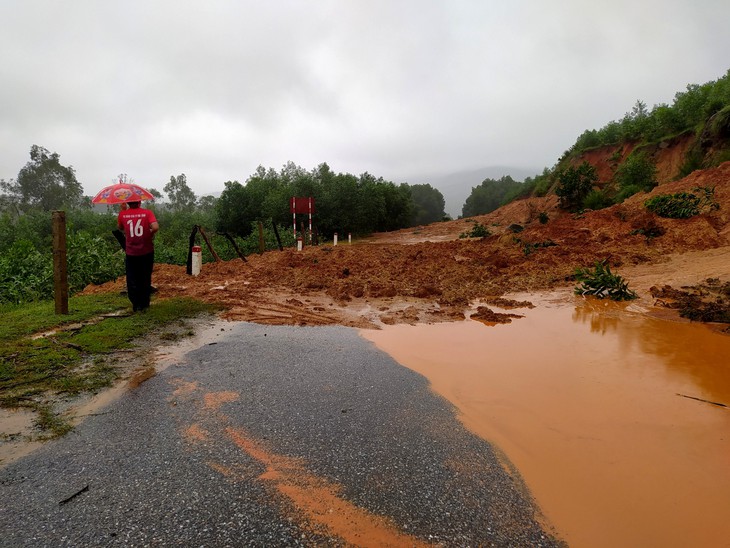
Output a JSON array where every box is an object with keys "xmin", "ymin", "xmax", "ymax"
[{"xmin": 1, "ymin": 323, "xmax": 560, "ymax": 547}]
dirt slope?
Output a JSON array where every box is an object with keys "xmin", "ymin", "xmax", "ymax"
[
  {"xmin": 572, "ymin": 133, "xmax": 697, "ymax": 187},
  {"xmin": 83, "ymin": 162, "xmax": 730, "ymax": 328}
]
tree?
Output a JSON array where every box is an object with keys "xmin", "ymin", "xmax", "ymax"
[
  {"xmin": 116, "ymin": 173, "xmax": 134, "ymax": 184},
  {"xmin": 147, "ymin": 188, "xmax": 163, "ymax": 201},
  {"xmin": 1, "ymin": 145, "xmax": 83, "ymax": 211},
  {"xmin": 462, "ymin": 176, "xmax": 522, "ymax": 217},
  {"xmin": 0, "ymin": 182, "xmax": 21, "ymax": 216},
  {"xmin": 197, "ymin": 195, "xmax": 218, "ymax": 212},
  {"xmin": 614, "ymin": 151, "xmax": 657, "ymax": 198},
  {"xmin": 215, "ymin": 181, "xmax": 250, "ymax": 236},
  {"xmin": 407, "ymin": 183, "xmax": 445, "ymax": 225},
  {"xmin": 164, "ymin": 173, "xmax": 197, "ymax": 212},
  {"xmin": 555, "ymin": 162, "xmax": 598, "ymax": 211}
]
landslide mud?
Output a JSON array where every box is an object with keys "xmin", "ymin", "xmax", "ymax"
[
  {"xmin": 362, "ymin": 292, "xmax": 730, "ymax": 547},
  {"xmin": 79, "ymin": 163, "xmax": 730, "ymax": 330}
]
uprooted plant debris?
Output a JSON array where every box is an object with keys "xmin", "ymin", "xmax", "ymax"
[
  {"xmin": 483, "ymin": 297, "xmax": 536, "ymax": 309},
  {"xmin": 471, "ymin": 306, "xmax": 524, "ymax": 324},
  {"xmin": 650, "ymin": 279, "xmax": 730, "ymax": 326}
]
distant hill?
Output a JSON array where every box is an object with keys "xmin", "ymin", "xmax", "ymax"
[{"xmin": 403, "ymin": 166, "xmax": 540, "ymax": 218}]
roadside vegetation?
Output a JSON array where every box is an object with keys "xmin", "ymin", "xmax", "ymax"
[
  {"xmin": 0, "ymin": 294, "xmax": 218, "ymax": 437},
  {"xmin": 459, "ymin": 69, "xmax": 730, "ymax": 217},
  {"xmin": 0, "ymin": 152, "xmax": 447, "ymax": 305}
]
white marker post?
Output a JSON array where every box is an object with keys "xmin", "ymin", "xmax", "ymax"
[
  {"xmin": 292, "ymin": 197, "xmax": 297, "ymax": 240},
  {"xmin": 297, "ymin": 237, "xmax": 303, "ymax": 251},
  {"xmin": 191, "ymin": 245, "xmax": 202, "ymax": 276},
  {"xmin": 348, "ymin": 233, "xmax": 351, "ymax": 244},
  {"xmin": 308, "ymin": 197, "xmax": 313, "ymax": 244},
  {"xmin": 333, "ymin": 232, "xmax": 338, "ymax": 246}
]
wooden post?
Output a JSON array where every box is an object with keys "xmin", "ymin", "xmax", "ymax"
[
  {"xmin": 197, "ymin": 226, "xmax": 222, "ymax": 262},
  {"xmin": 271, "ymin": 220, "xmax": 284, "ymax": 251},
  {"xmin": 258, "ymin": 221, "xmax": 265, "ymax": 254},
  {"xmin": 52, "ymin": 211, "xmax": 69, "ymax": 314},
  {"xmin": 218, "ymin": 231, "xmax": 247, "ymax": 262},
  {"xmin": 186, "ymin": 225, "xmax": 199, "ymax": 275}
]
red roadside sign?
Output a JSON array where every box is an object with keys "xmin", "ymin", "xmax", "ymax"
[{"xmin": 290, "ymin": 197, "xmax": 315, "ymax": 214}]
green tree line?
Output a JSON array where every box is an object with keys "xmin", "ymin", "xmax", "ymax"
[
  {"xmin": 460, "ymin": 169, "xmax": 554, "ymax": 218},
  {"xmin": 569, "ymin": 69, "xmax": 730, "ymax": 153},
  {"xmin": 215, "ymin": 162, "xmax": 447, "ymax": 238}
]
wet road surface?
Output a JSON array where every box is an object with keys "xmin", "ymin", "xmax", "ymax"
[{"xmin": 0, "ymin": 323, "xmax": 559, "ymax": 547}]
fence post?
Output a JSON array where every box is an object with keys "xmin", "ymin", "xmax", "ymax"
[
  {"xmin": 258, "ymin": 221, "xmax": 265, "ymax": 254},
  {"xmin": 271, "ymin": 220, "xmax": 284, "ymax": 251},
  {"xmin": 52, "ymin": 211, "xmax": 69, "ymax": 314}
]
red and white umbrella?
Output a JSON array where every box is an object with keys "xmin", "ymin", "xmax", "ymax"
[{"xmin": 91, "ymin": 183, "xmax": 155, "ymax": 204}]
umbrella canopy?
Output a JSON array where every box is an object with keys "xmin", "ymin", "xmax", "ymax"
[{"xmin": 91, "ymin": 183, "xmax": 155, "ymax": 204}]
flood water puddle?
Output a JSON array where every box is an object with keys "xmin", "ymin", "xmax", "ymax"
[{"xmin": 361, "ymin": 291, "xmax": 730, "ymax": 547}]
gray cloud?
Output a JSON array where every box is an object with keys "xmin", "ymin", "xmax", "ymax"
[{"xmin": 1, "ymin": 0, "xmax": 728, "ymax": 199}]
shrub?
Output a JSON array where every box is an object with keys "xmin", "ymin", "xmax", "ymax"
[
  {"xmin": 582, "ymin": 189, "xmax": 613, "ymax": 210},
  {"xmin": 644, "ymin": 187, "xmax": 718, "ymax": 219},
  {"xmin": 556, "ymin": 162, "xmax": 598, "ymax": 211},
  {"xmin": 614, "ymin": 184, "xmax": 643, "ymax": 203},
  {"xmin": 459, "ymin": 222, "xmax": 491, "ymax": 239},
  {"xmin": 645, "ymin": 192, "xmax": 700, "ymax": 218},
  {"xmin": 67, "ymin": 232, "xmax": 124, "ymax": 292},
  {"xmin": 574, "ymin": 261, "xmax": 637, "ymax": 300},
  {"xmin": 0, "ymin": 240, "xmax": 53, "ymax": 304},
  {"xmin": 522, "ymin": 240, "xmax": 557, "ymax": 256},
  {"xmin": 615, "ymin": 151, "xmax": 657, "ymax": 193},
  {"xmin": 534, "ymin": 177, "xmax": 552, "ymax": 197}
]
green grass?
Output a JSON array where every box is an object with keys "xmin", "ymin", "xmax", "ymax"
[
  {"xmin": 35, "ymin": 404, "xmax": 74, "ymax": 438},
  {"xmin": 0, "ymin": 293, "xmax": 130, "ymax": 342},
  {"xmin": 0, "ymin": 294, "xmax": 219, "ymax": 435}
]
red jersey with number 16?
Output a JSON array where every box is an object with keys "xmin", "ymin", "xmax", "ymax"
[{"xmin": 118, "ymin": 208, "xmax": 157, "ymax": 256}]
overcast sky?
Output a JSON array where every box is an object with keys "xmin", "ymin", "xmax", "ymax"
[{"xmin": 1, "ymin": 0, "xmax": 729, "ymax": 200}]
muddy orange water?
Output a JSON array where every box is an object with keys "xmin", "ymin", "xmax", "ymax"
[{"xmin": 362, "ymin": 291, "xmax": 730, "ymax": 548}]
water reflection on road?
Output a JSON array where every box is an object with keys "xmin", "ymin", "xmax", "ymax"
[{"xmin": 362, "ymin": 291, "xmax": 730, "ymax": 548}]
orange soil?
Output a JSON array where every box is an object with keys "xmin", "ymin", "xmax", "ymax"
[{"xmin": 82, "ymin": 162, "xmax": 730, "ymax": 328}]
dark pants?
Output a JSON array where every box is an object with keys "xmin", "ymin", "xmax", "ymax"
[{"xmin": 125, "ymin": 252, "xmax": 154, "ymax": 311}]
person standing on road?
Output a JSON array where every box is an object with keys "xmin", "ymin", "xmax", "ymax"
[{"xmin": 118, "ymin": 200, "xmax": 159, "ymax": 312}]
